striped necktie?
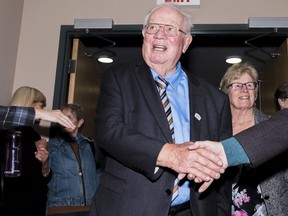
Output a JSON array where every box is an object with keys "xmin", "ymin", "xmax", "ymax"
[
  {"xmin": 155, "ymin": 76, "xmax": 178, "ymax": 201},
  {"xmin": 155, "ymin": 76, "xmax": 175, "ymax": 142}
]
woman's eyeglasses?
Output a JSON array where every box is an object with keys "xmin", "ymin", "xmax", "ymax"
[{"xmin": 227, "ymin": 82, "xmax": 258, "ymax": 91}]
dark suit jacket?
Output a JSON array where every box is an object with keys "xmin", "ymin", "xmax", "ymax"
[
  {"xmin": 91, "ymin": 58, "xmax": 232, "ymax": 216},
  {"xmin": 235, "ymin": 108, "xmax": 288, "ymax": 167}
]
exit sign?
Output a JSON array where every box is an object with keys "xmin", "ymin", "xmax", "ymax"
[{"xmin": 157, "ymin": 0, "xmax": 200, "ymax": 5}]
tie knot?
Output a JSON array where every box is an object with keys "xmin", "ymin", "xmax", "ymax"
[{"xmin": 155, "ymin": 76, "xmax": 168, "ymax": 89}]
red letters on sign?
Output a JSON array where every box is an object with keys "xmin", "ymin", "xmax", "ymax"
[{"xmin": 165, "ymin": 0, "xmax": 191, "ymax": 2}]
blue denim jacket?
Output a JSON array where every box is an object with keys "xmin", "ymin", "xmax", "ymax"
[{"xmin": 47, "ymin": 133, "xmax": 98, "ymax": 207}]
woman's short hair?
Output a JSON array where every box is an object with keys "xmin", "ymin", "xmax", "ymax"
[
  {"xmin": 219, "ymin": 62, "xmax": 259, "ymax": 94},
  {"xmin": 9, "ymin": 86, "xmax": 46, "ymax": 108}
]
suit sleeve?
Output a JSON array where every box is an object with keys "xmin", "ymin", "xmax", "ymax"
[{"xmin": 234, "ymin": 108, "xmax": 288, "ymax": 167}]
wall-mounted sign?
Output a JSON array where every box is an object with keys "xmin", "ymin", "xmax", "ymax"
[{"xmin": 157, "ymin": 0, "xmax": 200, "ymax": 6}]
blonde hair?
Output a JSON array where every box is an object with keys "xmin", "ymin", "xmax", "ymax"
[
  {"xmin": 219, "ymin": 62, "xmax": 259, "ymax": 94},
  {"xmin": 9, "ymin": 86, "xmax": 46, "ymax": 108}
]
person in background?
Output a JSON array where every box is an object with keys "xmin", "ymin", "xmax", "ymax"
[
  {"xmin": 220, "ymin": 63, "xmax": 288, "ymax": 216},
  {"xmin": 0, "ymin": 106, "xmax": 75, "ymax": 130},
  {"xmin": 91, "ymin": 3, "xmax": 232, "ymax": 216},
  {"xmin": 274, "ymin": 81, "xmax": 288, "ymax": 110},
  {"xmin": 0, "ymin": 86, "xmax": 50, "ymax": 216},
  {"xmin": 46, "ymin": 103, "xmax": 99, "ymax": 216}
]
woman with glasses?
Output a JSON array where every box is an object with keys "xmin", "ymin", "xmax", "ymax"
[{"xmin": 219, "ymin": 62, "xmax": 287, "ymax": 216}]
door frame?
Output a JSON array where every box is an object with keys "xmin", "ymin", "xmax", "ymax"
[{"xmin": 53, "ymin": 24, "xmax": 288, "ymax": 109}]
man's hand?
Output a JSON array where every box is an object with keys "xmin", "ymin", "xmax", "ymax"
[
  {"xmin": 188, "ymin": 140, "xmax": 228, "ymax": 192},
  {"xmin": 35, "ymin": 108, "xmax": 76, "ymax": 129},
  {"xmin": 157, "ymin": 142, "xmax": 225, "ymax": 182},
  {"xmin": 190, "ymin": 141, "xmax": 228, "ymax": 169}
]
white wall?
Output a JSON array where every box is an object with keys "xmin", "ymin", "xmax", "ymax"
[
  {"xmin": 0, "ymin": 0, "xmax": 23, "ymax": 104},
  {"xmin": 10, "ymin": 0, "xmax": 288, "ymax": 108}
]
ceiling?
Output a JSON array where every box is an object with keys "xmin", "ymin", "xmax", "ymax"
[{"xmin": 77, "ymin": 24, "xmax": 288, "ymax": 88}]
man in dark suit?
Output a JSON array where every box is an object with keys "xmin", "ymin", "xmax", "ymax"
[{"xmin": 91, "ymin": 4, "xmax": 232, "ymax": 216}]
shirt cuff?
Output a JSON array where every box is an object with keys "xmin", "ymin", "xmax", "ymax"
[{"xmin": 221, "ymin": 137, "xmax": 250, "ymax": 166}]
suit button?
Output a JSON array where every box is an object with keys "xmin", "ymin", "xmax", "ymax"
[
  {"xmin": 166, "ymin": 189, "xmax": 172, "ymax": 195},
  {"xmin": 264, "ymin": 195, "xmax": 270, "ymax": 200}
]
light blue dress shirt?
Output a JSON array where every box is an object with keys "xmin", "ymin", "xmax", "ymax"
[{"xmin": 151, "ymin": 62, "xmax": 190, "ymax": 206}]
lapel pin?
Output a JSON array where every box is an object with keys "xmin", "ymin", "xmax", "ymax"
[{"xmin": 194, "ymin": 113, "xmax": 201, "ymax": 121}]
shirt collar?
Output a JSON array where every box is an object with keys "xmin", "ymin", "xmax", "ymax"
[
  {"xmin": 75, "ymin": 133, "xmax": 83, "ymax": 144},
  {"xmin": 150, "ymin": 62, "xmax": 183, "ymax": 91}
]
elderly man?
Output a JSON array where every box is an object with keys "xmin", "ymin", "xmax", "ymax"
[{"xmin": 91, "ymin": 3, "xmax": 232, "ymax": 216}]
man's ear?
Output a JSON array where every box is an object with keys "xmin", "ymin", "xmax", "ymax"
[
  {"xmin": 182, "ymin": 35, "xmax": 192, "ymax": 53},
  {"xmin": 278, "ymin": 98, "xmax": 285, "ymax": 109},
  {"xmin": 77, "ymin": 119, "xmax": 85, "ymax": 128}
]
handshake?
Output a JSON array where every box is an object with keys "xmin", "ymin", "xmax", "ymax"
[
  {"xmin": 185, "ymin": 141, "xmax": 228, "ymax": 192},
  {"xmin": 157, "ymin": 140, "xmax": 229, "ymax": 193}
]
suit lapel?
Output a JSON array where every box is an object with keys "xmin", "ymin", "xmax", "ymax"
[
  {"xmin": 134, "ymin": 61, "xmax": 174, "ymax": 143},
  {"xmin": 187, "ymin": 73, "xmax": 205, "ymax": 141}
]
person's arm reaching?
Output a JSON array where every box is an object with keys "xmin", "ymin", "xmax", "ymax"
[
  {"xmin": 156, "ymin": 142, "xmax": 225, "ymax": 182},
  {"xmin": 34, "ymin": 108, "xmax": 75, "ymax": 129},
  {"xmin": 221, "ymin": 137, "xmax": 250, "ymax": 166},
  {"xmin": 0, "ymin": 106, "xmax": 75, "ymax": 129},
  {"xmin": 234, "ymin": 108, "xmax": 288, "ymax": 167},
  {"xmin": 0, "ymin": 106, "xmax": 35, "ymax": 129},
  {"xmin": 190, "ymin": 107, "xmax": 288, "ymax": 192},
  {"xmin": 189, "ymin": 138, "xmax": 250, "ymax": 192}
]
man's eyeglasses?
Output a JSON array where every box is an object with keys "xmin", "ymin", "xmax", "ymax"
[
  {"xmin": 144, "ymin": 23, "xmax": 187, "ymax": 37},
  {"xmin": 227, "ymin": 82, "xmax": 258, "ymax": 91}
]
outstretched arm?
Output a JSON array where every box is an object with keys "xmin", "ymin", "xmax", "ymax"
[
  {"xmin": 188, "ymin": 109, "xmax": 288, "ymax": 192},
  {"xmin": 189, "ymin": 138, "xmax": 250, "ymax": 192},
  {"xmin": 157, "ymin": 142, "xmax": 225, "ymax": 182},
  {"xmin": 0, "ymin": 106, "xmax": 75, "ymax": 130},
  {"xmin": 187, "ymin": 141, "xmax": 228, "ymax": 192},
  {"xmin": 34, "ymin": 108, "xmax": 75, "ymax": 129}
]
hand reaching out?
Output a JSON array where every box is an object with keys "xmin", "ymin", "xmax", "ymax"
[
  {"xmin": 189, "ymin": 141, "xmax": 228, "ymax": 169},
  {"xmin": 34, "ymin": 108, "xmax": 76, "ymax": 129},
  {"xmin": 157, "ymin": 142, "xmax": 225, "ymax": 183},
  {"xmin": 188, "ymin": 140, "xmax": 228, "ymax": 192}
]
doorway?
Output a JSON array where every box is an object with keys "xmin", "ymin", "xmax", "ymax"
[{"xmin": 52, "ymin": 24, "xmax": 288, "ymax": 139}]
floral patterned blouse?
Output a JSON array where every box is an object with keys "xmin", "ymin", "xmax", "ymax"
[
  {"xmin": 232, "ymin": 167, "xmax": 268, "ymax": 216},
  {"xmin": 231, "ymin": 108, "xmax": 270, "ymax": 216}
]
